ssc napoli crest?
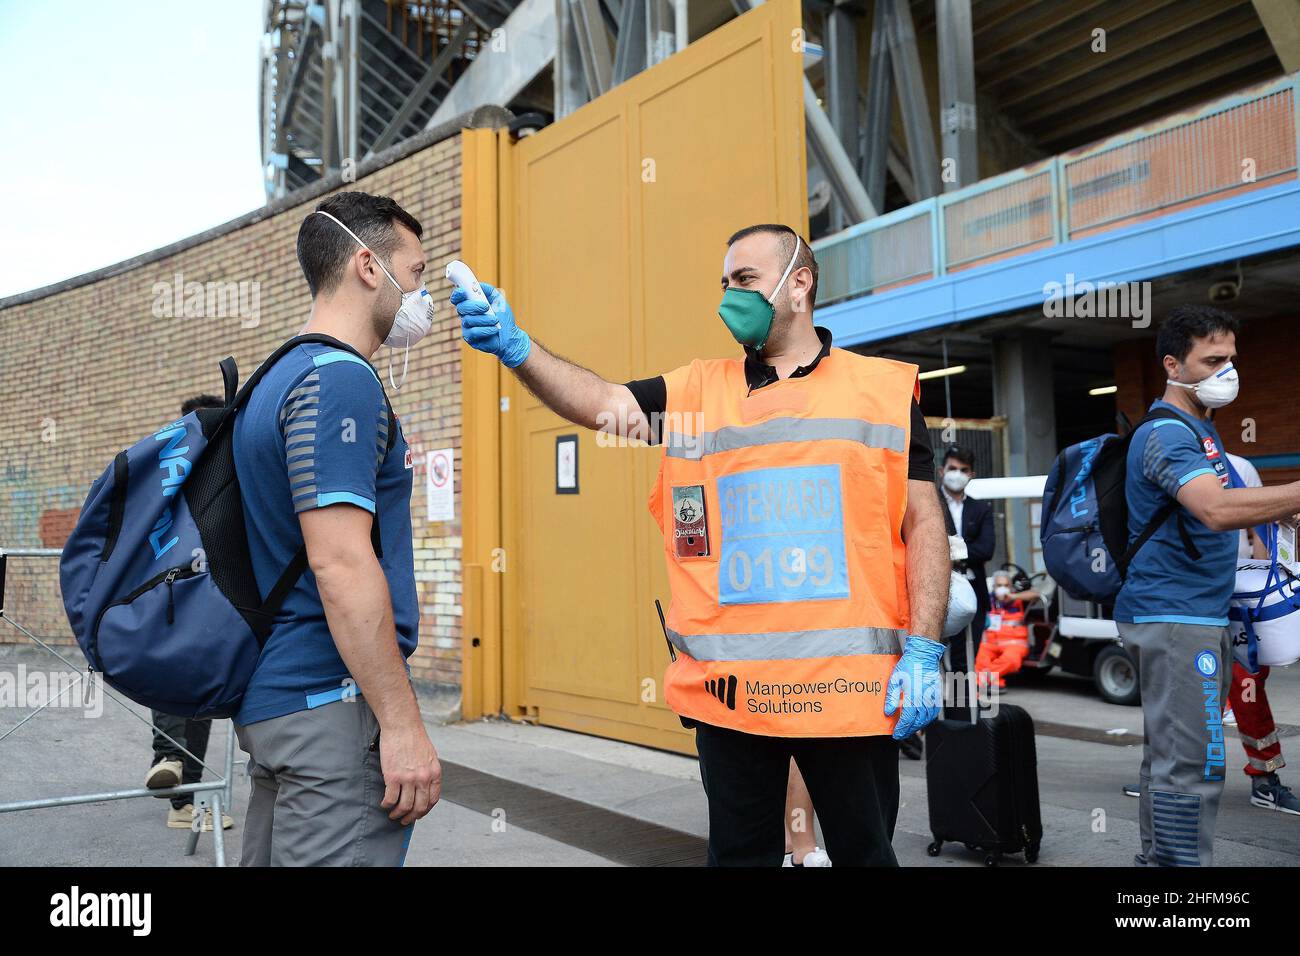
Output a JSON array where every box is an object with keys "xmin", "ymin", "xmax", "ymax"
[{"xmin": 1195, "ymin": 650, "xmax": 1218, "ymax": 678}]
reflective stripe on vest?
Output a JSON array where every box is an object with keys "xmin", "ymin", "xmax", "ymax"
[
  {"xmin": 666, "ymin": 625, "xmax": 904, "ymax": 661},
  {"xmin": 652, "ymin": 349, "xmax": 920, "ymax": 738},
  {"xmin": 664, "ymin": 417, "xmax": 906, "ymax": 460}
]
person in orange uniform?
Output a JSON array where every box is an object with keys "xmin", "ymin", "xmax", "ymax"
[
  {"xmin": 974, "ymin": 571, "xmax": 1038, "ymax": 691},
  {"xmin": 452, "ymin": 224, "xmax": 951, "ymax": 866}
]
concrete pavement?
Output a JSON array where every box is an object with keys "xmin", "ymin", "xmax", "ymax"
[{"xmin": 3, "ymin": 642, "xmax": 1300, "ymax": 866}]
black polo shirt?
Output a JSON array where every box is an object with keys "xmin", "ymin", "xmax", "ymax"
[{"xmin": 624, "ymin": 326, "xmax": 935, "ymax": 480}]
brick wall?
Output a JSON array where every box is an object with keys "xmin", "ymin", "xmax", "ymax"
[
  {"xmin": 1113, "ymin": 313, "xmax": 1300, "ymax": 484},
  {"xmin": 0, "ymin": 128, "xmax": 469, "ymax": 690}
]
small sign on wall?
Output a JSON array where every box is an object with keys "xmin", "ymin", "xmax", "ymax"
[
  {"xmin": 556, "ymin": 434, "xmax": 578, "ymax": 494},
  {"xmin": 426, "ymin": 447, "xmax": 455, "ymax": 522}
]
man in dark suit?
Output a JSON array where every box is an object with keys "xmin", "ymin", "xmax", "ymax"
[{"xmin": 938, "ymin": 446, "xmax": 995, "ymax": 717}]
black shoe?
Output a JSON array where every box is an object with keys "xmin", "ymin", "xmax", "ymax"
[
  {"xmin": 1250, "ymin": 773, "xmax": 1300, "ymax": 815},
  {"xmin": 1122, "ymin": 782, "xmax": 1140, "ymax": 798}
]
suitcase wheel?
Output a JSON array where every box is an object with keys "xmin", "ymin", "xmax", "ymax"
[{"xmin": 926, "ymin": 840, "xmax": 942, "ymax": 857}]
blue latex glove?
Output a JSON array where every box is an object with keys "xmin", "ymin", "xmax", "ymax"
[
  {"xmin": 884, "ymin": 635, "xmax": 946, "ymax": 739},
  {"xmin": 451, "ymin": 281, "xmax": 532, "ymax": 368}
]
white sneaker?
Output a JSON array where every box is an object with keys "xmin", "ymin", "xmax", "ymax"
[
  {"xmin": 145, "ymin": 758, "xmax": 182, "ymax": 790},
  {"xmin": 800, "ymin": 847, "xmax": 832, "ymax": 867},
  {"xmin": 1223, "ymin": 707, "xmax": 1237, "ymax": 726}
]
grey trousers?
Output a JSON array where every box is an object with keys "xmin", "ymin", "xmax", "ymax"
[
  {"xmin": 1119, "ymin": 621, "xmax": 1232, "ymax": 867},
  {"xmin": 234, "ymin": 699, "xmax": 414, "ymax": 866}
]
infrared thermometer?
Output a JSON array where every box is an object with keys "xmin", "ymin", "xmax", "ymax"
[{"xmin": 445, "ymin": 259, "xmax": 496, "ymax": 321}]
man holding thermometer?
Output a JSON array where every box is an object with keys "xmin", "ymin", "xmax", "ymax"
[{"xmin": 450, "ymin": 224, "xmax": 950, "ymax": 866}]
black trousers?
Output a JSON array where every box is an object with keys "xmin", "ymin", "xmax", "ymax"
[
  {"xmin": 151, "ymin": 711, "xmax": 212, "ymax": 810},
  {"xmin": 694, "ymin": 722, "xmax": 900, "ymax": 867}
]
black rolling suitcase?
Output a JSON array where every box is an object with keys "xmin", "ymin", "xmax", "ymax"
[{"xmin": 924, "ymin": 690, "xmax": 1043, "ymax": 866}]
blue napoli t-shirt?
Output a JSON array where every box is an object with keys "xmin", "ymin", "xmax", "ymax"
[
  {"xmin": 232, "ymin": 341, "xmax": 418, "ymax": 725},
  {"xmin": 1113, "ymin": 400, "xmax": 1237, "ymax": 626}
]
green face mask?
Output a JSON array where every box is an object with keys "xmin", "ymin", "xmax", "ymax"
[{"xmin": 718, "ymin": 237, "xmax": 802, "ymax": 350}]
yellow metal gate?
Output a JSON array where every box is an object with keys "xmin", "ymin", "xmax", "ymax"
[{"xmin": 461, "ymin": 0, "xmax": 807, "ymax": 753}]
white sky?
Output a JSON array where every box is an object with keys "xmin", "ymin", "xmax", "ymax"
[{"xmin": 0, "ymin": 0, "xmax": 266, "ymax": 298}]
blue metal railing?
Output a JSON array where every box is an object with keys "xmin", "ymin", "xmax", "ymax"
[{"xmin": 813, "ymin": 73, "xmax": 1300, "ymax": 307}]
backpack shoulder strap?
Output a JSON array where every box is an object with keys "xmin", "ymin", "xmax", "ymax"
[
  {"xmin": 219, "ymin": 357, "xmax": 239, "ymax": 406},
  {"xmin": 1117, "ymin": 406, "xmax": 1205, "ymax": 573},
  {"xmin": 228, "ymin": 334, "xmax": 397, "ymax": 622},
  {"xmin": 1139, "ymin": 404, "xmax": 1198, "ymax": 431}
]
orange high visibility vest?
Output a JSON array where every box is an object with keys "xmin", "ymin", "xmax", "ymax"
[
  {"xmin": 648, "ymin": 347, "xmax": 920, "ymax": 737},
  {"xmin": 984, "ymin": 601, "xmax": 1029, "ymax": 647}
]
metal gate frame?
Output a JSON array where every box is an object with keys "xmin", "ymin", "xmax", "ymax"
[{"xmin": 0, "ymin": 547, "xmax": 234, "ymax": 866}]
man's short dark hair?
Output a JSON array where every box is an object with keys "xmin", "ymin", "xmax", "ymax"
[
  {"xmin": 296, "ymin": 191, "xmax": 424, "ymax": 297},
  {"xmin": 181, "ymin": 394, "xmax": 223, "ymax": 415},
  {"xmin": 1156, "ymin": 304, "xmax": 1239, "ymax": 364},
  {"xmin": 942, "ymin": 445, "xmax": 976, "ymax": 470},
  {"xmin": 726, "ymin": 223, "xmax": 819, "ymax": 308}
]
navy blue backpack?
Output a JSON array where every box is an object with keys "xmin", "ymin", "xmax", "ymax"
[
  {"xmin": 1040, "ymin": 407, "xmax": 1202, "ymax": 604},
  {"xmin": 59, "ymin": 334, "xmax": 394, "ymax": 719}
]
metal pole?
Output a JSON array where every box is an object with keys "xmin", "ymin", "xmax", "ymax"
[
  {"xmin": 646, "ymin": 0, "xmax": 675, "ymax": 66},
  {"xmin": 571, "ymin": 0, "xmax": 615, "ymax": 99},
  {"xmin": 184, "ymin": 810, "xmax": 201, "ymax": 857},
  {"xmin": 223, "ymin": 721, "xmax": 237, "ymax": 809},
  {"xmin": 612, "ymin": 0, "xmax": 647, "ymax": 83},
  {"xmin": 0, "ymin": 780, "xmax": 227, "ymax": 814},
  {"xmin": 739, "ymin": 0, "xmax": 877, "ymax": 223},
  {"xmin": 673, "ymin": 0, "xmax": 688, "ymax": 52},
  {"xmin": 825, "ymin": 2, "xmax": 861, "ymax": 230},
  {"xmin": 805, "ymin": 79, "xmax": 878, "ymax": 222},
  {"xmin": 212, "ymin": 792, "xmax": 227, "ymax": 867},
  {"xmin": 862, "ymin": 0, "xmax": 893, "ymax": 212},
  {"xmin": 883, "ymin": 0, "xmax": 940, "ymax": 198},
  {"xmin": 555, "ymin": 0, "xmax": 588, "ymax": 117},
  {"xmin": 936, "ymin": 0, "xmax": 977, "ymax": 190},
  {"xmin": 321, "ymin": 0, "xmax": 337, "ymax": 173}
]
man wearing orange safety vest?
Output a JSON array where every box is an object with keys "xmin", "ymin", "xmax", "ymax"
[{"xmin": 452, "ymin": 224, "xmax": 952, "ymax": 866}]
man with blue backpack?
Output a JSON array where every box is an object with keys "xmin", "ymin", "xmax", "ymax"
[
  {"xmin": 1104, "ymin": 306, "xmax": 1300, "ymax": 866},
  {"xmin": 229, "ymin": 191, "xmax": 441, "ymax": 865},
  {"xmin": 1042, "ymin": 304, "xmax": 1300, "ymax": 865},
  {"xmin": 59, "ymin": 190, "xmax": 440, "ymax": 865}
]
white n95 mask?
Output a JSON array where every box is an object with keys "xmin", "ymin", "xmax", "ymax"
[
  {"xmin": 1167, "ymin": 362, "xmax": 1239, "ymax": 409},
  {"xmin": 384, "ymin": 285, "xmax": 434, "ymax": 348},
  {"xmin": 312, "ymin": 209, "xmax": 433, "ymax": 389}
]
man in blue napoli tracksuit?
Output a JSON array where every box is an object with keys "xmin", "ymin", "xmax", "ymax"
[{"xmin": 1117, "ymin": 305, "xmax": 1300, "ymax": 866}]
